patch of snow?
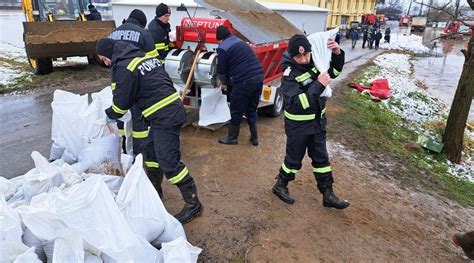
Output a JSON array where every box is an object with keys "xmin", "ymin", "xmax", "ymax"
[
  {"xmin": 357, "ymin": 53, "xmax": 472, "ymax": 183},
  {"xmin": 0, "ymin": 42, "xmax": 27, "ymax": 63},
  {"xmin": 380, "ymin": 35, "xmax": 433, "ymax": 55},
  {"xmin": 372, "ymin": 53, "xmax": 447, "ymax": 124}
]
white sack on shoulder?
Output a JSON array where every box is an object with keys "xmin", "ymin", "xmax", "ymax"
[{"xmin": 306, "ymin": 28, "xmax": 339, "ymax": 98}]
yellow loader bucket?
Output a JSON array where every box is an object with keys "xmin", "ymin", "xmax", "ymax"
[{"xmin": 23, "ymin": 20, "xmax": 115, "ymax": 59}]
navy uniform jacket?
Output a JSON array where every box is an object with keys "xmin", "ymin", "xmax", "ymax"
[
  {"xmin": 280, "ymin": 50, "xmax": 345, "ymax": 136},
  {"xmin": 148, "ymin": 19, "xmax": 171, "ymax": 60},
  {"xmin": 105, "ymin": 42, "xmax": 186, "ymax": 128},
  {"xmin": 109, "ymin": 17, "xmax": 157, "ymax": 57},
  {"xmin": 216, "ymin": 36, "xmax": 263, "ymax": 85}
]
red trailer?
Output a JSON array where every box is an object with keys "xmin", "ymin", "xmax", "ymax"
[{"xmin": 165, "ymin": 0, "xmax": 301, "ymax": 121}]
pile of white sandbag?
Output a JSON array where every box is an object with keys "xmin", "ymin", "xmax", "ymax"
[{"xmin": 0, "ymin": 87, "xmax": 202, "ymax": 262}]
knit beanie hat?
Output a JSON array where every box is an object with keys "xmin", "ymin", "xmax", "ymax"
[
  {"xmin": 216, "ymin": 25, "xmax": 231, "ymax": 40},
  {"xmin": 156, "ymin": 3, "xmax": 171, "ymax": 17},
  {"xmin": 96, "ymin": 38, "xmax": 116, "ymax": 59},
  {"xmin": 288, "ymin": 34, "xmax": 311, "ymax": 57},
  {"xmin": 128, "ymin": 9, "xmax": 147, "ymax": 28}
]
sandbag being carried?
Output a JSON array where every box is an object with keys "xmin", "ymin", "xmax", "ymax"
[
  {"xmin": 116, "ymin": 154, "xmax": 186, "ymax": 244},
  {"xmin": 307, "ymin": 28, "xmax": 340, "ymax": 98}
]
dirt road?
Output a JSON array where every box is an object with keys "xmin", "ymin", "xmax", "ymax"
[{"xmin": 1, "ymin": 52, "xmax": 473, "ymax": 261}]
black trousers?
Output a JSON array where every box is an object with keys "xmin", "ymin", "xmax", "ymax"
[
  {"xmin": 144, "ymin": 125, "xmax": 192, "ymax": 186},
  {"xmin": 115, "ymin": 105, "xmax": 148, "ymax": 156},
  {"xmin": 229, "ymin": 77, "xmax": 263, "ymax": 126},
  {"xmin": 279, "ymin": 131, "xmax": 332, "ymax": 182}
]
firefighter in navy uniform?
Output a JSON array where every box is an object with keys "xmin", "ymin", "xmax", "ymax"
[
  {"xmin": 272, "ymin": 34, "xmax": 349, "ymax": 209},
  {"xmin": 148, "ymin": 3, "xmax": 171, "ymax": 60},
  {"xmin": 96, "ymin": 38, "xmax": 203, "ymax": 224},
  {"xmin": 215, "ymin": 25, "xmax": 264, "ymax": 146},
  {"xmin": 109, "ymin": 9, "xmax": 160, "ymax": 185}
]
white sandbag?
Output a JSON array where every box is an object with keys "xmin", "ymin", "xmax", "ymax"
[
  {"xmin": 121, "ymin": 154, "xmax": 134, "ymax": 174},
  {"xmin": 78, "ymin": 123, "xmax": 123, "ymax": 176},
  {"xmin": 161, "ymin": 236, "xmax": 202, "ymax": 263},
  {"xmin": 22, "ymin": 227, "xmax": 46, "ymax": 262},
  {"xmin": 23, "ymin": 152, "xmax": 64, "ymax": 201},
  {"xmin": 81, "ymin": 174, "xmax": 124, "ymax": 195},
  {"xmin": 85, "ymin": 251, "xmax": 103, "ymax": 263},
  {"xmin": 51, "ymin": 90, "xmax": 89, "ymax": 162},
  {"xmin": 0, "ymin": 176, "xmax": 16, "ymax": 201},
  {"xmin": 42, "ymin": 240, "xmax": 54, "ymax": 263},
  {"xmin": 0, "ymin": 197, "xmax": 29, "ymax": 263},
  {"xmin": 198, "ymin": 88, "xmax": 231, "ymax": 126},
  {"xmin": 307, "ymin": 28, "xmax": 339, "ymax": 98},
  {"xmin": 13, "ymin": 247, "xmax": 42, "ymax": 263},
  {"xmin": 116, "ymin": 155, "xmax": 185, "ymax": 243},
  {"xmin": 49, "ymin": 176, "xmax": 162, "ymax": 262},
  {"xmin": 52, "ymin": 229, "xmax": 84, "ymax": 263},
  {"xmin": 49, "ymin": 142, "xmax": 65, "ymax": 161}
]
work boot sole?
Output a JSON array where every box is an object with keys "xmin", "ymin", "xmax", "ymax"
[
  {"xmin": 323, "ymin": 201, "xmax": 350, "ymax": 209},
  {"xmin": 250, "ymin": 139, "xmax": 258, "ymax": 146},
  {"xmin": 177, "ymin": 204, "xmax": 203, "ymax": 225},
  {"xmin": 272, "ymin": 187, "xmax": 295, "ymax": 204}
]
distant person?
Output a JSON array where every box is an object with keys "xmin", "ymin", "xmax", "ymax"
[
  {"xmin": 384, "ymin": 27, "xmax": 391, "ymax": 43},
  {"xmin": 362, "ymin": 27, "xmax": 368, "ymax": 49},
  {"xmin": 452, "ymin": 231, "xmax": 474, "ymax": 259},
  {"xmin": 86, "ymin": 4, "xmax": 102, "ymax": 21},
  {"xmin": 368, "ymin": 27, "xmax": 375, "ymax": 49},
  {"xmin": 374, "ymin": 30, "xmax": 383, "ymax": 49},
  {"xmin": 350, "ymin": 29, "xmax": 359, "ymax": 49},
  {"xmin": 148, "ymin": 3, "xmax": 172, "ymax": 60}
]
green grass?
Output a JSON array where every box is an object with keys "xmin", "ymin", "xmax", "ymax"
[{"xmin": 331, "ymin": 83, "xmax": 474, "ymax": 206}]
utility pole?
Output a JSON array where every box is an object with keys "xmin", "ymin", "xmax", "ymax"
[
  {"xmin": 427, "ymin": 0, "xmax": 433, "ymax": 19},
  {"xmin": 454, "ymin": 0, "xmax": 461, "ymax": 20},
  {"xmin": 418, "ymin": 0, "xmax": 423, "ymax": 16},
  {"xmin": 407, "ymin": 0, "xmax": 413, "ymax": 15}
]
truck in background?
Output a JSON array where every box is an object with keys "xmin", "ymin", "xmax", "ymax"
[
  {"xmin": 400, "ymin": 14, "xmax": 411, "ymax": 26},
  {"xmin": 411, "ymin": 16, "xmax": 427, "ymax": 32}
]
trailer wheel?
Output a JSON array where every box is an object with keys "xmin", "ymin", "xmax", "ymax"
[{"xmin": 266, "ymin": 88, "xmax": 284, "ymax": 117}]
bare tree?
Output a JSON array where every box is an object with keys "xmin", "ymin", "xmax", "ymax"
[{"xmin": 415, "ymin": 0, "xmax": 474, "ymax": 163}]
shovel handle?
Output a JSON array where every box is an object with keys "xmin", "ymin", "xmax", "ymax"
[{"xmin": 181, "ymin": 49, "xmax": 201, "ymax": 101}]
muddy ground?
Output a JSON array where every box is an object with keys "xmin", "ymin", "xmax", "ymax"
[{"xmin": 1, "ymin": 57, "xmax": 474, "ymax": 262}]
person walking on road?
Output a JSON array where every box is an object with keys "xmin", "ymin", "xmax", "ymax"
[
  {"xmin": 148, "ymin": 3, "xmax": 172, "ymax": 60},
  {"xmin": 96, "ymin": 38, "xmax": 203, "ymax": 224},
  {"xmin": 350, "ymin": 29, "xmax": 359, "ymax": 49},
  {"xmin": 384, "ymin": 27, "xmax": 391, "ymax": 43},
  {"xmin": 216, "ymin": 25, "xmax": 264, "ymax": 146},
  {"xmin": 374, "ymin": 30, "xmax": 383, "ymax": 50},
  {"xmin": 368, "ymin": 27, "xmax": 375, "ymax": 49},
  {"xmin": 271, "ymin": 34, "xmax": 349, "ymax": 209},
  {"xmin": 362, "ymin": 28, "xmax": 368, "ymax": 49}
]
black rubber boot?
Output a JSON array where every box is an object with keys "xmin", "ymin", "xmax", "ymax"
[
  {"xmin": 316, "ymin": 175, "xmax": 349, "ymax": 209},
  {"xmin": 174, "ymin": 179, "xmax": 203, "ymax": 224},
  {"xmin": 272, "ymin": 175, "xmax": 295, "ymax": 204},
  {"xmin": 218, "ymin": 124, "xmax": 240, "ymax": 145},
  {"xmin": 146, "ymin": 167, "xmax": 164, "ymax": 198},
  {"xmin": 249, "ymin": 123, "xmax": 258, "ymax": 146},
  {"xmin": 452, "ymin": 231, "xmax": 474, "ymax": 259}
]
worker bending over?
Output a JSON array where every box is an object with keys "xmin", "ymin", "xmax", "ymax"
[
  {"xmin": 96, "ymin": 38, "xmax": 203, "ymax": 224},
  {"xmin": 216, "ymin": 25, "xmax": 264, "ymax": 146}
]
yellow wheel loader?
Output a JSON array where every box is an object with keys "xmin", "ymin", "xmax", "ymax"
[{"xmin": 22, "ymin": 0, "xmax": 116, "ymax": 74}]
